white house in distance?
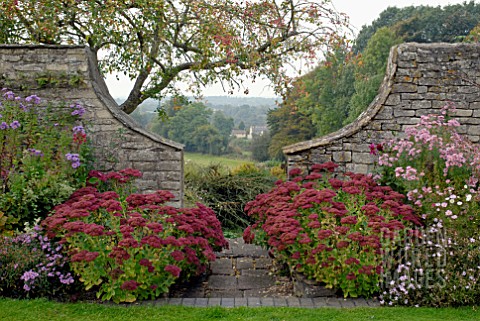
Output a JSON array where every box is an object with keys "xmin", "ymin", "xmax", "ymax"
[
  {"xmin": 231, "ymin": 129, "xmax": 247, "ymax": 138},
  {"xmin": 231, "ymin": 125, "xmax": 268, "ymax": 140}
]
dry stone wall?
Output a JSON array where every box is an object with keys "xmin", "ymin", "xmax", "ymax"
[
  {"xmin": 0, "ymin": 45, "xmax": 184, "ymax": 205},
  {"xmin": 283, "ymin": 43, "xmax": 480, "ymax": 176}
]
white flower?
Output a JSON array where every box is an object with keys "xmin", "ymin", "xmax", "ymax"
[
  {"xmin": 457, "ymin": 201, "xmax": 463, "ymax": 205},
  {"xmin": 466, "ymin": 194, "xmax": 472, "ymax": 202}
]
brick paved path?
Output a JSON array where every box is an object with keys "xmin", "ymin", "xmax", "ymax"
[{"xmin": 161, "ymin": 238, "xmax": 380, "ymax": 308}]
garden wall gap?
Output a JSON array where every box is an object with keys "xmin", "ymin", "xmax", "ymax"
[
  {"xmin": 0, "ymin": 45, "xmax": 184, "ymax": 205},
  {"xmin": 283, "ymin": 42, "xmax": 480, "ymax": 176}
]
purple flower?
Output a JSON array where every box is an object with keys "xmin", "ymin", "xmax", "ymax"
[
  {"xmin": 21, "ymin": 270, "xmax": 39, "ymax": 282},
  {"xmin": 65, "ymin": 153, "xmax": 81, "ymax": 168},
  {"xmin": 25, "ymin": 95, "xmax": 41, "ymax": 104},
  {"xmin": 10, "ymin": 120, "xmax": 20, "ymax": 129},
  {"xmin": 59, "ymin": 273, "xmax": 74, "ymax": 284},
  {"xmin": 28, "ymin": 149, "xmax": 44, "ymax": 157},
  {"xmin": 65, "ymin": 153, "xmax": 79, "ymax": 161},
  {"xmin": 3, "ymin": 91, "xmax": 16, "ymax": 100},
  {"xmin": 72, "ymin": 125, "xmax": 85, "ymax": 135},
  {"xmin": 0, "ymin": 122, "xmax": 8, "ymax": 130},
  {"xmin": 70, "ymin": 103, "xmax": 85, "ymax": 117}
]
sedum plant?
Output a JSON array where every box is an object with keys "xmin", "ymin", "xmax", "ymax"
[
  {"xmin": 42, "ymin": 169, "xmax": 228, "ymax": 303},
  {"xmin": 243, "ymin": 162, "xmax": 420, "ymax": 298}
]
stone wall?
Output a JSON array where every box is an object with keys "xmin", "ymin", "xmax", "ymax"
[
  {"xmin": 283, "ymin": 43, "xmax": 480, "ymax": 176},
  {"xmin": 0, "ymin": 45, "xmax": 184, "ymax": 205}
]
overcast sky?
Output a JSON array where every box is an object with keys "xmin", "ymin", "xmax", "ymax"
[{"xmin": 106, "ymin": 0, "xmax": 473, "ymax": 99}]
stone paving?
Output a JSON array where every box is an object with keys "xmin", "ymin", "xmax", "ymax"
[{"xmin": 162, "ymin": 238, "xmax": 380, "ymax": 308}]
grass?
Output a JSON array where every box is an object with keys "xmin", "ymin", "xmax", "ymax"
[
  {"xmin": 185, "ymin": 152, "xmax": 254, "ymax": 169},
  {"xmin": 1, "ymin": 298, "xmax": 479, "ymax": 321}
]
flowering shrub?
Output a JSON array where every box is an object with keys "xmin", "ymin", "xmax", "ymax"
[
  {"xmin": 0, "ymin": 89, "xmax": 91, "ymax": 233},
  {"xmin": 243, "ymin": 162, "xmax": 420, "ymax": 298},
  {"xmin": 377, "ymin": 104, "xmax": 480, "ymax": 231},
  {"xmin": 0, "ymin": 225, "xmax": 76, "ymax": 299},
  {"xmin": 376, "ymin": 104, "xmax": 480, "ymax": 306},
  {"xmin": 42, "ymin": 169, "xmax": 228, "ymax": 303}
]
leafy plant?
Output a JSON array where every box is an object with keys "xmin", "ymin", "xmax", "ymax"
[
  {"xmin": 0, "ymin": 90, "xmax": 92, "ymax": 233},
  {"xmin": 42, "ymin": 169, "xmax": 228, "ymax": 303},
  {"xmin": 244, "ymin": 162, "xmax": 420, "ymax": 298}
]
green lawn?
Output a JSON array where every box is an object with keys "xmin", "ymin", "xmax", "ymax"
[
  {"xmin": 1, "ymin": 299, "xmax": 479, "ymax": 321},
  {"xmin": 185, "ymin": 152, "xmax": 254, "ymax": 169}
]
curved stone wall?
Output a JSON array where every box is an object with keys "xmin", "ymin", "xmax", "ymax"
[
  {"xmin": 283, "ymin": 42, "xmax": 480, "ymax": 176},
  {"xmin": 0, "ymin": 45, "xmax": 184, "ymax": 205}
]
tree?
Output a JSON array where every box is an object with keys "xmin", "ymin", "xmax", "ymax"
[
  {"xmin": 267, "ymin": 78, "xmax": 316, "ymax": 160},
  {"xmin": 211, "ymin": 111, "xmax": 234, "ymax": 154},
  {"xmin": 345, "ymin": 27, "xmax": 402, "ymax": 124},
  {"xmin": 211, "ymin": 111, "xmax": 234, "ymax": 139},
  {"xmin": 296, "ymin": 46, "xmax": 356, "ymax": 135},
  {"xmin": 1, "ymin": 0, "xmax": 348, "ymax": 113},
  {"xmin": 238, "ymin": 121, "xmax": 246, "ymax": 131},
  {"xmin": 251, "ymin": 132, "xmax": 271, "ymax": 162},
  {"xmin": 149, "ymin": 101, "xmax": 212, "ymax": 151},
  {"xmin": 192, "ymin": 124, "xmax": 224, "ymax": 155}
]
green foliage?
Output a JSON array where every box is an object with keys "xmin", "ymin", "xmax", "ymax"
[
  {"xmin": 345, "ymin": 27, "xmax": 402, "ymax": 124},
  {"xmin": 244, "ymin": 163, "xmax": 420, "ymax": 298},
  {"xmin": 42, "ymin": 169, "xmax": 228, "ymax": 303},
  {"xmin": 297, "ymin": 46, "xmax": 356, "ymax": 135},
  {"xmin": 250, "ymin": 133, "xmax": 271, "ymax": 162},
  {"xmin": 463, "ymin": 23, "xmax": 480, "ymax": 43},
  {"xmin": 0, "ymin": 90, "xmax": 92, "ymax": 234},
  {"xmin": 354, "ymin": 2, "xmax": 480, "ymax": 53},
  {"xmin": 185, "ymin": 163, "xmax": 279, "ymax": 229},
  {"xmin": 267, "ymin": 82, "xmax": 316, "ymax": 160},
  {"xmin": 149, "ymin": 100, "xmax": 232, "ymax": 155}
]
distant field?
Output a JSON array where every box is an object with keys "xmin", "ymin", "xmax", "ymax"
[{"xmin": 184, "ymin": 152, "xmax": 254, "ymax": 169}]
